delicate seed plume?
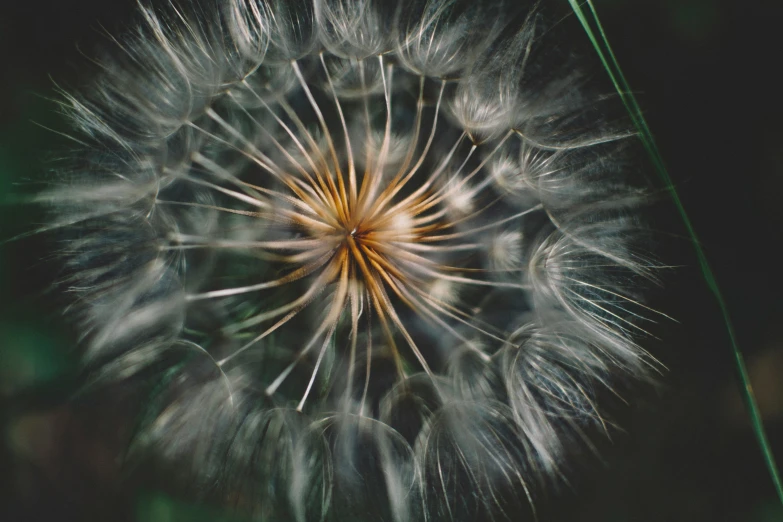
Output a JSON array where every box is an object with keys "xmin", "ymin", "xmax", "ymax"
[{"xmin": 42, "ymin": 0, "xmax": 662, "ymax": 520}]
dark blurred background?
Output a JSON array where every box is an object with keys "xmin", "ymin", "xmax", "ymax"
[{"xmin": 1, "ymin": 0, "xmax": 782, "ymax": 521}]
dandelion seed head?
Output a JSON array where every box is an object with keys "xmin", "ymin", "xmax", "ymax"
[{"xmin": 43, "ymin": 0, "xmax": 661, "ymax": 520}]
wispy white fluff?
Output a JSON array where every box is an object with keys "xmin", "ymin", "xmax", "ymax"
[{"xmin": 41, "ymin": 0, "xmax": 662, "ymax": 520}]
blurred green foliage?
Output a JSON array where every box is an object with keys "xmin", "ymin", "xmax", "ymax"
[
  {"xmin": 137, "ymin": 492, "xmax": 250, "ymax": 522},
  {"xmin": 0, "ymin": 322, "xmax": 72, "ymax": 396},
  {"xmin": 1, "ymin": 91, "xmax": 74, "ymax": 395}
]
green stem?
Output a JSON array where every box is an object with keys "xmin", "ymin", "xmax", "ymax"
[{"xmin": 567, "ymin": 0, "xmax": 783, "ymax": 505}]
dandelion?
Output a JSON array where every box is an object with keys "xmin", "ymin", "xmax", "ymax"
[{"xmin": 42, "ymin": 0, "xmax": 661, "ymax": 520}]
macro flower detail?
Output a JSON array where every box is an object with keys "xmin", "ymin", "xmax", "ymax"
[{"xmin": 44, "ymin": 0, "xmax": 660, "ymax": 520}]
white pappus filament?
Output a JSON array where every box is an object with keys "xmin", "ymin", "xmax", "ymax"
[{"xmin": 44, "ymin": 0, "xmax": 664, "ymax": 520}]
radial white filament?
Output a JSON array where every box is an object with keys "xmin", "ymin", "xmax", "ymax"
[{"xmin": 47, "ymin": 1, "xmax": 661, "ymax": 520}]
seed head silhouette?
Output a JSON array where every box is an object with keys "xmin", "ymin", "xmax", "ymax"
[{"xmin": 43, "ymin": 0, "xmax": 661, "ymax": 520}]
